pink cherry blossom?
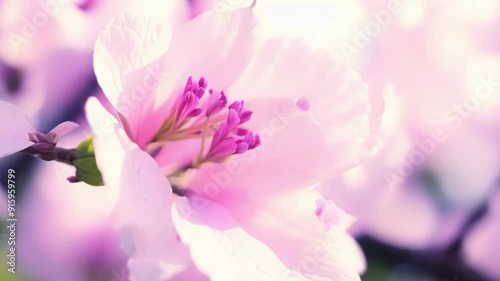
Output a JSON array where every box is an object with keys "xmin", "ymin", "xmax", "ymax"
[{"xmin": 88, "ymin": 2, "xmax": 373, "ymax": 280}]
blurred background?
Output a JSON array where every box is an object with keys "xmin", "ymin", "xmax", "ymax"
[{"xmin": 1, "ymin": 0, "xmax": 500, "ymax": 280}]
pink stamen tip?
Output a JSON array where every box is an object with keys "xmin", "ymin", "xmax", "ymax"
[
  {"xmin": 198, "ymin": 77, "xmax": 207, "ymax": 88},
  {"xmin": 236, "ymin": 142, "xmax": 249, "ymax": 154},
  {"xmin": 229, "ymin": 100, "xmax": 244, "ymax": 113},
  {"xmin": 239, "ymin": 110, "xmax": 253, "ymax": 124},
  {"xmin": 195, "ymin": 88, "xmax": 205, "ymax": 99},
  {"xmin": 188, "ymin": 108, "xmax": 203, "ymax": 118},
  {"xmin": 296, "ymin": 96, "xmax": 310, "ymax": 111},
  {"xmin": 236, "ymin": 128, "xmax": 249, "ymax": 136},
  {"xmin": 206, "ymin": 90, "xmax": 228, "ymax": 117},
  {"xmin": 226, "ymin": 109, "xmax": 241, "ymax": 133},
  {"xmin": 183, "ymin": 76, "xmax": 194, "ymax": 93},
  {"xmin": 250, "ymin": 135, "xmax": 260, "ymax": 149},
  {"xmin": 160, "ymin": 75, "xmax": 260, "ymax": 164},
  {"xmin": 183, "ymin": 76, "xmax": 206, "ymax": 99},
  {"xmin": 205, "ymin": 107, "xmax": 258, "ymax": 162},
  {"xmin": 175, "ymin": 91, "xmax": 200, "ymax": 126}
]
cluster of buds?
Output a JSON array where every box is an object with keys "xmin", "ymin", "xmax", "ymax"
[
  {"xmin": 153, "ymin": 76, "xmax": 260, "ymax": 167},
  {"xmin": 22, "ymin": 123, "xmax": 103, "ymax": 186}
]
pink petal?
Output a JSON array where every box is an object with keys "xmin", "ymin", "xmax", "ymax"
[
  {"xmin": 154, "ymin": 139, "xmax": 201, "ymax": 174},
  {"xmin": 222, "ymin": 190, "xmax": 364, "ymax": 280},
  {"xmin": 93, "ymin": 11, "xmax": 172, "ymax": 146},
  {"xmin": 85, "ymin": 97, "xmax": 187, "ymax": 278},
  {"xmin": 47, "ymin": 121, "xmax": 80, "ymax": 143},
  {"xmin": 172, "ymin": 196, "xmax": 349, "ymax": 281},
  {"xmin": 228, "ymin": 38, "xmax": 372, "ymax": 172},
  {"xmin": 170, "ymin": 256, "xmax": 210, "ymax": 281},
  {"xmin": 153, "ymin": 5, "xmax": 258, "ymax": 115},
  {"xmin": 183, "ymin": 98, "xmax": 332, "ymax": 200},
  {"xmin": 0, "ymin": 101, "xmax": 34, "ymax": 157}
]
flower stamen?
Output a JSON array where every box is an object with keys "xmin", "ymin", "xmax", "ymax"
[{"xmin": 151, "ymin": 76, "xmax": 260, "ymax": 169}]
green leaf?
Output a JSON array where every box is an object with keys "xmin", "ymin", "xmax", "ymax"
[
  {"xmin": 75, "ymin": 137, "xmax": 95, "ymax": 157},
  {"xmin": 72, "ymin": 137, "xmax": 104, "ymax": 186}
]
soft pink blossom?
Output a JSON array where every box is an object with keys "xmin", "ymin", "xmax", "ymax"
[
  {"xmin": 0, "ymin": 0, "xmax": 190, "ymax": 126},
  {"xmin": 320, "ymin": 89, "xmax": 500, "ymax": 249},
  {"xmin": 88, "ymin": 3, "xmax": 374, "ymax": 280}
]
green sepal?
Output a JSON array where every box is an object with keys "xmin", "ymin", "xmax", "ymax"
[{"xmin": 72, "ymin": 137, "xmax": 104, "ymax": 186}]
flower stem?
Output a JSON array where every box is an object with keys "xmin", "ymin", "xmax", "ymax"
[
  {"xmin": 22, "ymin": 145, "xmax": 77, "ymax": 164},
  {"xmin": 193, "ymin": 118, "xmax": 211, "ymax": 167}
]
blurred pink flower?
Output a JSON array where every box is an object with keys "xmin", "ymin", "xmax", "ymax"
[
  {"xmin": 358, "ymin": 0, "xmax": 500, "ymax": 129},
  {"xmin": 320, "ymin": 89, "xmax": 500, "ymax": 250},
  {"xmin": 86, "ymin": 2, "xmax": 374, "ymax": 280},
  {"xmin": 0, "ymin": 0, "xmax": 190, "ymax": 126},
  {"xmin": 316, "ymin": 0, "xmax": 500, "ymax": 248},
  {"xmin": 0, "ymin": 0, "xmax": 190, "ymax": 64}
]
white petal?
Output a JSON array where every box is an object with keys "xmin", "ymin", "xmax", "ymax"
[
  {"xmin": 229, "ymin": 38, "xmax": 372, "ymax": 172},
  {"xmin": 93, "ymin": 11, "xmax": 172, "ymax": 144},
  {"xmin": 172, "ymin": 196, "xmax": 360, "ymax": 281},
  {"xmin": 85, "ymin": 97, "xmax": 187, "ymax": 279}
]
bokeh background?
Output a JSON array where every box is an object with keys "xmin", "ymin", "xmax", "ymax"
[{"xmin": 1, "ymin": 0, "xmax": 500, "ymax": 280}]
